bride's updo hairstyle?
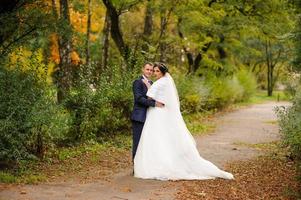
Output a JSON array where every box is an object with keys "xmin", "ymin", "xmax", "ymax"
[{"xmin": 154, "ymin": 62, "xmax": 169, "ymax": 75}]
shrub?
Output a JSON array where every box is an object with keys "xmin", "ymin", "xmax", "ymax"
[
  {"xmin": 174, "ymin": 74, "xmax": 209, "ymax": 113},
  {"xmin": 236, "ymin": 69, "xmax": 257, "ymax": 101},
  {"xmin": 0, "ymin": 67, "xmax": 70, "ymax": 164},
  {"xmin": 277, "ymin": 87, "xmax": 301, "ymax": 184},
  {"xmin": 65, "ymin": 64, "xmax": 136, "ymax": 142},
  {"xmin": 277, "ymin": 87, "xmax": 301, "ymax": 162},
  {"xmin": 174, "ymin": 69, "xmax": 257, "ymax": 112},
  {"xmin": 283, "ymin": 73, "xmax": 300, "ymax": 97},
  {"xmin": 204, "ymin": 75, "xmax": 244, "ymax": 109}
]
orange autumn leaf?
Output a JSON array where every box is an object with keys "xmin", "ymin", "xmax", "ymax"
[
  {"xmin": 71, "ymin": 51, "xmax": 80, "ymax": 65},
  {"xmin": 49, "ymin": 34, "xmax": 60, "ymax": 64}
]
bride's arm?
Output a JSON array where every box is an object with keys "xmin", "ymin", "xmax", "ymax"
[
  {"xmin": 146, "ymin": 82, "xmax": 165, "ymax": 107},
  {"xmin": 147, "ymin": 96, "xmax": 164, "ymax": 107}
]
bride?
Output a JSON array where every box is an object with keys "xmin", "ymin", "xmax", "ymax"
[{"xmin": 134, "ymin": 63, "xmax": 234, "ymax": 180}]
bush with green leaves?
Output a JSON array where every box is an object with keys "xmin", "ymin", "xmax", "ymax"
[
  {"xmin": 174, "ymin": 74, "xmax": 209, "ymax": 113},
  {"xmin": 174, "ymin": 69, "xmax": 257, "ymax": 112},
  {"xmin": 0, "ymin": 67, "xmax": 70, "ymax": 165},
  {"xmin": 204, "ymin": 74, "xmax": 243, "ymax": 109},
  {"xmin": 236, "ymin": 69, "xmax": 257, "ymax": 101},
  {"xmin": 277, "ymin": 87, "xmax": 301, "ymax": 162},
  {"xmin": 276, "ymin": 87, "xmax": 301, "ymax": 181},
  {"xmin": 65, "ymin": 64, "xmax": 136, "ymax": 142}
]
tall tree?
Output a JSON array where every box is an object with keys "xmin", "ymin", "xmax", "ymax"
[
  {"xmin": 141, "ymin": 0, "xmax": 154, "ymax": 57},
  {"xmin": 293, "ymin": 0, "xmax": 301, "ymax": 73},
  {"xmin": 101, "ymin": 10, "xmax": 111, "ymax": 72},
  {"xmin": 86, "ymin": 0, "xmax": 92, "ymax": 66},
  {"xmin": 102, "ymin": 0, "xmax": 130, "ymax": 63},
  {"xmin": 177, "ymin": 17, "xmax": 212, "ymax": 74},
  {"xmin": 56, "ymin": 0, "xmax": 73, "ymax": 103}
]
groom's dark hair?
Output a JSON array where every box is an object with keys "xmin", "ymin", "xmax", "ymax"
[{"xmin": 154, "ymin": 62, "xmax": 168, "ymax": 75}]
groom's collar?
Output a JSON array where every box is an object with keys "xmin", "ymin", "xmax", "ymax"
[{"xmin": 142, "ymin": 75, "xmax": 150, "ymax": 81}]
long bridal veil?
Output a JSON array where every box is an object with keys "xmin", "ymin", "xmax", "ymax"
[{"xmin": 146, "ymin": 73, "xmax": 197, "ymax": 146}]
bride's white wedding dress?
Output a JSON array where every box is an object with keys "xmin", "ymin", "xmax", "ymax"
[{"xmin": 134, "ymin": 73, "xmax": 234, "ymax": 180}]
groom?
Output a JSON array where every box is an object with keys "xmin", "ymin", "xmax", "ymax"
[{"xmin": 131, "ymin": 62, "xmax": 164, "ymax": 161}]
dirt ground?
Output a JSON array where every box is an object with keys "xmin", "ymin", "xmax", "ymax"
[{"xmin": 0, "ymin": 101, "xmax": 291, "ymax": 200}]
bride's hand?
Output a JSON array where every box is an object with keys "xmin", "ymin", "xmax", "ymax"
[{"xmin": 142, "ymin": 79, "xmax": 151, "ymax": 89}]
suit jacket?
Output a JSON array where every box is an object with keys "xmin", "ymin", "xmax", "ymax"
[{"xmin": 131, "ymin": 76, "xmax": 155, "ymax": 122}]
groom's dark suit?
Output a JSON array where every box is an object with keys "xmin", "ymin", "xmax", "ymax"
[{"xmin": 131, "ymin": 76, "xmax": 155, "ymax": 160}]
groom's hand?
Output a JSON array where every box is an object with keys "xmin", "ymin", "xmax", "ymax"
[{"xmin": 155, "ymin": 101, "xmax": 164, "ymax": 108}]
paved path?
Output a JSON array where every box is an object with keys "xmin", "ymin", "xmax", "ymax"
[{"xmin": 0, "ymin": 101, "xmax": 290, "ymax": 200}]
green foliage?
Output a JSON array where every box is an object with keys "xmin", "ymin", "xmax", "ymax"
[
  {"xmin": 204, "ymin": 74, "xmax": 243, "ymax": 109},
  {"xmin": 175, "ymin": 73, "xmax": 209, "ymax": 113},
  {"xmin": 277, "ymin": 87, "xmax": 301, "ymax": 187},
  {"xmin": 26, "ymin": 91, "xmax": 71, "ymax": 150},
  {"xmin": 246, "ymin": 90, "xmax": 290, "ymax": 104},
  {"xmin": 293, "ymin": 0, "xmax": 301, "ymax": 72},
  {"xmin": 277, "ymin": 88, "xmax": 301, "ymax": 161},
  {"xmin": 0, "ymin": 171, "xmax": 17, "ymax": 183},
  {"xmin": 200, "ymin": 69, "xmax": 256, "ymax": 109},
  {"xmin": 65, "ymin": 63, "xmax": 136, "ymax": 142},
  {"xmin": 236, "ymin": 69, "xmax": 257, "ymax": 101},
  {"xmin": 174, "ymin": 68, "xmax": 257, "ymax": 112},
  {"xmin": 0, "ymin": 66, "xmax": 70, "ymax": 164},
  {"xmin": 0, "ymin": 1, "xmax": 55, "ymax": 58},
  {"xmin": 183, "ymin": 112, "xmax": 215, "ymax": 135},
  {"xmin": 283, "ymin": 73, "xmax": 300, "ymax": 97}
]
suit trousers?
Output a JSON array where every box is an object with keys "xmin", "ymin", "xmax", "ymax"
[{"xmin": 131, "ymin": 120, "xmax": 144, "ymax": 161}]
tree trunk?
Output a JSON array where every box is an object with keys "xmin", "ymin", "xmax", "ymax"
[
  {"xmin": 101, "ymin": 10, "xmax": 111, "ymax": 72},
  {"xmin": 141, "ymin": 0, "xmax": 153, "ymax": 55},
  {"xmin": 156, "ymin": 3, "xmax": 174, "ymax": 62},
  {"xmin": 265, "ymin": 40, "xmax": 273, "ymax": 96},
  {"xmin": 102, "ymin": 0, "xmax": 129, "ymax": 63},
  {"xmin": 57, "ymin": 0, "xmax": 73, "ymax": 103},
  {"xmin": 143, "ymin": 0, "xmax": 153, "ymax": 38},
  {"xmin": 267, "ymin": 64, "xmax": 273, "ymax": 96},
  {"xmin": 51, "ymin": 0, "xmax": 58, "ymax": 22},
  {"xmin": 36, "ymin": 131, "xmax": 44, "ymax": 158},
  {"xmin": 177, "ymin": 18, "xmax": 212, "ymax": 74},
  {"xmin": 86, "ymin": 0, "xmax": 91, "ymax": 66},
  {"xmin": 159, "ymin": 15, "xmax": 167, "ymax": 62},
  {"xmin": 217, "ymin": 34, "xmax": 227, "ymax": 59}
]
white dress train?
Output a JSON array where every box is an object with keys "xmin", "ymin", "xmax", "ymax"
[{"xmin": 134, "ymin": 73, "xmax": 234, "ymax": 180}]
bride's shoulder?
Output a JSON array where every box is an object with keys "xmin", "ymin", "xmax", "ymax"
[{"xmin": 153, "ymin": 76, "xmax": 168, "ymax": 86}]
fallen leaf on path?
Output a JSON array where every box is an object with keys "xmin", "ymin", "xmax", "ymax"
[
  {"xmin": 20, "ymin": 190, "xmax": 27, "ymax": 194},
  {"xmin": 121, "ymin": 187, "xmax": 132, "ymax": 192}
]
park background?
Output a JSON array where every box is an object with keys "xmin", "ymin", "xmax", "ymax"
[{"xmin": 0, "ymin": 0, "xmax": 301, "ymax": 199}]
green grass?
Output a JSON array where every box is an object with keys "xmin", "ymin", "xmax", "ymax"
[
  {"xmin": 0, "ymin": 171, "xmax": 17, "ymax": 183},
  {"xmin": 0, "ymin": 170, "xmax": 46, "ymax": 184},
  {"xmin": 232, "ymin": 141, "xmax": 280, "ymax": 152},
  {"xmin": 236, "ymin": 90, "xmax": 291, "ymax": 107},
  {"xmin": 250, "ymin": 90, "xmax": 291, "ymax": 103},
  {"xmin": 56, "ymin": 144, "xmax": 104, "ymax": 161},
  {"xmin": 263, "ymin": 120, "xmax": 278, "ymax": 125},
  {"xmin": 183, "ymin": 111, "xmax": 216, "ymax": 136}
]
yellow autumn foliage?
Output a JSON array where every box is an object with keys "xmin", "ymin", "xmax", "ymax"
[{"xmin": 8, "ymin": 47, "xmax": 55, "ymax": 84}]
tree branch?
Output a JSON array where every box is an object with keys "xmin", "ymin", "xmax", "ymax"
[
  {"xmin": 0, "ymin": 27, "xmax": 36, "ymax": 57},
  {"xmin": 102, "ymin": 0, "xmax": 129, "ymax": 61}
]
